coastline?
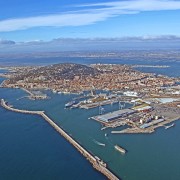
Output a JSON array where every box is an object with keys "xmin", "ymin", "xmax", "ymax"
[{"xmin": 0, "ymin": 99, "xmax": 119, "ymax": 180}]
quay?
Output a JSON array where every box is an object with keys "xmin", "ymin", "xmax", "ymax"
[
  {"xmin": 21, "ymin": 88, "xmax": 48, "ymax": 100},
  {"xmin": 21, "ymin": 88, "xmax": 34, "ymax": 96},
  {"xmin": 0, "ymin": 99, "xmax": 119, "ymax": 180},
  {"xmin": 111, "ymin": 117, "xmax": 180, "ymax": 134},
  {"xmin": 80, "ymin": 99, "xmax": 130, "ymax": 109}
]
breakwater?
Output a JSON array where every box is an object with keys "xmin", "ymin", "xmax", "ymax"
[
  {"xmin": 0, "ymin": 99, "xmax": 119, "ymax": 180},
  {"xmin": 21, "ymin": 88, "xmax": 34, "ymax": 96}
]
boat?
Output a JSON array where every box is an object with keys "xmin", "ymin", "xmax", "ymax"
[
  {"xmin": 65, "ymin": 101, "xmax": 76, "ymax": 108},
  {"xmin": 101, "ymin": 126, "xmax": 107, "ymax": 131},
  {"xmin": 105, "ymin": 133, "xmax": 108, "ymax": 137},
  {"xmin": 165, "ymin": 123, "xmax": 175, "ymax": 129},
  {"xmin": 101, "ymin": 127, "xmax": 106, "ymax": 130},
  {"xmin": 95, "ymin": 156, "xmax": 107, "ymax": 167},
  {"xmin": 52, "ymin": 89, "xmax": 57, "ymax": 93},
  {"xmin": 123, "ymin": 91, "xmax": 138, "ymax": 97},
  {"xmin": 114, "ymin": 145, "xmax": 126, "ymax": 154},
  {"xmin": 93, "ymin": 139, "xmax": 105, "ymax": 146}
]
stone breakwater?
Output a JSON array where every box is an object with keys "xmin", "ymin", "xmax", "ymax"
[{"xmin": 0, "ymin": 99, "xmax": 119, "ymax": 180}]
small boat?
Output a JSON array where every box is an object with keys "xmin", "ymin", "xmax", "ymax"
[
  {"xmin": 65, "ymin": 101, "xmax": 76, "ymax": 108},
  {"xmin": 93, "ymin": 139, "xmax": 105, "ymax": 147},
  {"xmin": 165, "ymin": 123, "xmax": 175, "ymax": 129},
  {"xmin": 114, "ymin": 145, "xmax": 126, "ymax": 154},
  {"xmin": 105, "ymin": 133, "xmax": 108, "ymax": 137},
  {"xmin": 101, "ymin": 127, "xmax": 106, "ymax": 130}
]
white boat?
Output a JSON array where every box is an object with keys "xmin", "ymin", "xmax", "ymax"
[
  {"xmin": 165, "ymin": 123, "xmax": 175, "ymax": 129},
  {"xmin": 114, "ymin": 145, "xmax": 126, "ymax": 154},
  {"xmin": 93, "ymin": 139, "xmax": 105, "ymax": 146},
  {"xmin": 123, "ymin": 91, "xmax": 138, "ymax": 97}
]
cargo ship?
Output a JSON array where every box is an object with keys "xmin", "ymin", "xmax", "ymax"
[{"xmin": 114, "ymin": 145, "xmax": 126, "ymax": 154}]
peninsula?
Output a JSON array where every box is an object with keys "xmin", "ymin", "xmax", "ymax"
[{"xmin": 1, "ymin": 63, "xmax": 180, "ymax": 134}]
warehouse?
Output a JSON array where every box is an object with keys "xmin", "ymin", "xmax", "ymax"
[{"xmin": 95, "ymin": 109, "xmax": 135, "ymax": 122}]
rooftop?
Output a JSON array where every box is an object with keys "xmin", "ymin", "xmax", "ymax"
[{"xmin": 95, "ymin": 109, "xmax": 135, "ymax": 122}]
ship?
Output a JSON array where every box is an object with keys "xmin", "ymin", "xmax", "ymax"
[
  {"xmin": 93, "ymin": 139, "xmax": 105, "ymax": 147},
  {"xmin": 95, "ymin": 156, "xmax": 107, "ymax": 167},
  {"xmin": 114, "ymin": 145, "xmax": 126, "ymax": 154},
  {"xmin": 123, "ymin": 91, "xmax": 138, "ymax": 97},
  {"xmin": 165, "ymin": 123, "xmax": 175, "ymax": 129},
  {"xmin": 65, "ymin": 101, "xmax": 76, "ymax": 108}
]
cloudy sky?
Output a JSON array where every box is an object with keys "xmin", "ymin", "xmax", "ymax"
[{"xmin": 0, "ymin": 0, "xmax": 180, "ymax": 42}]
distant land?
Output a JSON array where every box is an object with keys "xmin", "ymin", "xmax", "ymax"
[
  {"xmin": 0, "ymin": 36, "xmax": 180, "ymax": 54},
  {"xmin": 0, "ymin": 50, "xmax": 180, "ymax": 62}
]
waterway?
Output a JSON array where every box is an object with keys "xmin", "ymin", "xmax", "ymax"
[{"xmin": 0, "ymin": 58, "xmax": 180, "ymax": 180}]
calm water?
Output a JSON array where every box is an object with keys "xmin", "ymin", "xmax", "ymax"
[{"xmin": 0, "ymin": 58, "xmax": 180, "ymax": 180}]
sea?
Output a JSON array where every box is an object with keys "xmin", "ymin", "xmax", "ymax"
[{"xmin": 0, "ymin": 57, "xmax": 180, "ymax": 180}]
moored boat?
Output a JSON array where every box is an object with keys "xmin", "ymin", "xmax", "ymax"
[
  {"xmin": 65, "ymin": 101, "xmax": 76, "ymax": 108},
  {"xmin": 165, "ymin": 123, "xmax": 175, "ymax": 129}
]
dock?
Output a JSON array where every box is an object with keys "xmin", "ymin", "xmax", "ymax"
[
  {"xmin": 21, "ymin": 88, "xmax": 48, "ymax": 100},
  {"xmin": 111, "ymin": 117, "xmax": 180, "ymax": 134},
  {"xmin": 0, "ymin": 99, "xmax": 119, "ymax": 180}
]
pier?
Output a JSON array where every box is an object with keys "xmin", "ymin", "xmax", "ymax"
[
  {"xmin": 0, "ymin": 99, "xmax": 119, "ymax": 180},
  {"xmin": 21, "ymin": 88, "xmax": 48, "ymax": 100}
]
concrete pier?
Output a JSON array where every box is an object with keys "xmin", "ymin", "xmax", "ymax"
[{"xmin": 0, "ymin": 99, "xmax": 119, "ymax": 180}]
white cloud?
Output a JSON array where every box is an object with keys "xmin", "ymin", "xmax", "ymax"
[
  {"xmin": 0, "ymin": 13, "xmax": 107, "ymax": 32},
  {"xmin": 0, "ymin": 0, "xmax": 180, "ymax": 32}
]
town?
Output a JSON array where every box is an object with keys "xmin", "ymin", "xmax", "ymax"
[{"xmin": 0, "ymin": 63, "xmax": 180, "ymax": 134}]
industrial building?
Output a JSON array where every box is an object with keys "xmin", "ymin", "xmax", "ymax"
[
  {"xmin": 132, "ymin": 104, "xmax": 152, "ymax": 112},
  {"xmin": 94, "ymin": 109, "xmax": 135, "ymax": 122},
  {"xmin": 140, "ymin": 118, "xmax": 164, "ymax": 129}
]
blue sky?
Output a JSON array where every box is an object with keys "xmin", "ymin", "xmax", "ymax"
[{"xmin": 0, "ymin": 0, "xmax": 180, "ymax": 42}]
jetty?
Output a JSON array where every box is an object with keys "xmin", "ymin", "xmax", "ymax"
[
  {"xmin": 0, "ymin": 99, "xmax": 119, "ymax": 180},
  {"xmin": 21, "ymin": 88, "xmax": 48, "ymax": 100}
]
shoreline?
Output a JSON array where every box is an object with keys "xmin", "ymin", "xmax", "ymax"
[
  {"xmin": 132, "ymin": 65, "xmax": 170, "ymax": 68},
  {"xmin": 0, "ymin": 99, "xmax": 119, "ymax": 180}
]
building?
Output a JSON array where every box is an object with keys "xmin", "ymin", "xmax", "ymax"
[
  {"xmin": 132, "ymin": 104, "xmax": 152, "ymax": 112},
  {"xmin": 94, "ymin": 109, "xmax": 135, "ymax": 122}
]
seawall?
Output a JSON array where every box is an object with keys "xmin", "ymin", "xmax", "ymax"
[{"xmin": 0, "ymin": 99, "xmax": 119, "ymax": 180}]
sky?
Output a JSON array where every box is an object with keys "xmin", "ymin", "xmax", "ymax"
[{"xmin": 0, "ymin": 0, "xmax": 180, "ymax": 42}]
